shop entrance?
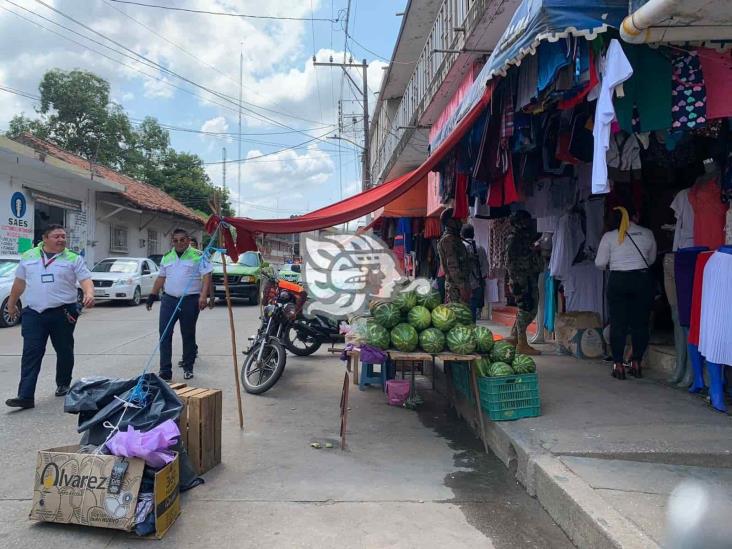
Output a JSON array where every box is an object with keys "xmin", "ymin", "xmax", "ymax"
[{"xmin": 33, "ymin": 202, "xmax": 66, "ymax": 245}]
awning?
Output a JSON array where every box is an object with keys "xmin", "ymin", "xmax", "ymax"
[
  {"xmin": 378, "ymin": 175, "xmax": 427, "ymax": 218},
  {"xmin": 455, "ymin": 0, "xmax": 628, "ymax": 120},
  {"xmin": 621, "ymin": 0, "xmax": 732, "ymax": 46},
  {"xmin": 208, "ymin": 86, "xmax": 494, "ymax": 259}
]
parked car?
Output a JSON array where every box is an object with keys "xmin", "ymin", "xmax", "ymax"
[
  {"xmin": 211, "ymin": 250, "xmax": 271, "ymax": 304},
  {"xmin": 278, "ymin": 263, "xmax": 302, "ymax": 283},
  {"xmin": 0, "ymin": 256, "xmax": 21, "ymax": 327},
  {"xmin": 90, "ymin": 257, "xmax": 159, "ymax": 305}
]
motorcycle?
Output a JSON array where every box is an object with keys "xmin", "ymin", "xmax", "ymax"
[
  {"xmin": 283, "ymin": 314, "xmax": 343, "ymax": 356},
  {"xmin": 240, "ymin": 284, "xmax": 298, "ymax": 394}
]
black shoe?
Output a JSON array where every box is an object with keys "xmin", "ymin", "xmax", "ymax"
[
  {"xmin": 159, "ymin": 371, "xmax": 172, "ymax": 382},
  {"xmin": 55, "ymin": 385, "xmax": 70, "ymax": 397},
  {"xmin": 6, "ymin": 397, "xmax": 35, "ymax": 409},
  {"xmin": 178, "ymin": 360, "xmax": 185, "ymax": 368},
  {"xmin": 183, "ymin": 370, "xmax": 194, "ymax": 380}
]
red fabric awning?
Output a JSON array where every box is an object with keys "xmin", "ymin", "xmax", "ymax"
[{"xmin": 207, "ymin": 83, "xmax": 494, "ymax": 259}]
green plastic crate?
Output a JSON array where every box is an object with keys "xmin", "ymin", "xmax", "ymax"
[
  {"xmin": 478, "ymin": 373, "xmax": 540, "ymax": 421},
  {"xmin": 450, "ymin": 361, "xmax": 474, "ymax": 403}
]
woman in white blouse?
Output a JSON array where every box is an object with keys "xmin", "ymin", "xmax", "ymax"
[{"xmin": 595, "ymin": 206, "xmax": 657, "ymax": 380}]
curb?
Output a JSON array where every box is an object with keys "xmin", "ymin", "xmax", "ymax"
[{"xmin": 447, "ymin": 387, "xmax": 658, "ymax": 549}]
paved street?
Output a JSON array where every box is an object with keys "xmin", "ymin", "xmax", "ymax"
[{"xmin": 0, "ymin": 301, "xmax": 570, "ymax": 548}]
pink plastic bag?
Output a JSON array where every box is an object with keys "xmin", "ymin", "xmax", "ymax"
[
  {"xmin": 105, "ymin": 419, "xmax": 180, "ymax": 468},
  {"xmin": 386, "ymin": 380, "xmax": 411, "ymax": 406}
]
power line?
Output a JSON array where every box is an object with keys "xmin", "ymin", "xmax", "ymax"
[
  {"xmin": 30, "ymin": 0, "xmax": 335, "ymax": 139},
  {"xmin": 107, "ymin": 0, "xmax": 339, "ymax": 22}
]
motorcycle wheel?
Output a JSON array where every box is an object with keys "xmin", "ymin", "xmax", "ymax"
[
  {"xmin": 284, "ymin": 324, "xmax": 322, "ymax": 356},
  {"xmin": 241, "ymin": 338, "xmax": 286, "ymax": 394}
]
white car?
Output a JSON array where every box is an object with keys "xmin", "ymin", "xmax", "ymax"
[
  {"xmin": 90, "ymin": 257, "xmax": 159, "ymax": 306},
  {"xmin": 0, "ymin": 255, "xmax": 21, "ymax": 327}
]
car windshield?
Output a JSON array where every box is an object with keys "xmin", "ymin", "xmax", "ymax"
[
  {"xmin": 93, "ymin": 259, "xmax": 139, "ymax": 273},
  {"xmin": 0, "ymin": 259, "xmax": 19, "ymax": 278},
  {"xmin": 238, "ymin": 252, "xmax": 260, "ymax": 267}
]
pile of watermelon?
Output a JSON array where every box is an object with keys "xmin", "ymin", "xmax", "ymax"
[{"xmin": 475, "ymin": 349, "xmax": 537, "ymax": 378}]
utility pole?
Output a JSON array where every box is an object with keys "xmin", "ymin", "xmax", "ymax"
[
  {"xmin": 238, "ymin": 46, "xmax": 243, "ymax": 216},
  {"xmin": 314, "ymin": 58, "xmax": 371, "ymax": 191},
  {"xmin": 222, "ymin": 147, "xmax": 227, "ymax": 192}
]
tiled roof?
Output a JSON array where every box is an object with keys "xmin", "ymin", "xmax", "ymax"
[{"xmin": 14, "ymin": 134, "xmax": 205, "ymax": 225}]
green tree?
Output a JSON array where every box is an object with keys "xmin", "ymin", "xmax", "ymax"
[{"xmin": 5, "ymin": 69, "xmax": 232, "ymax": 216}]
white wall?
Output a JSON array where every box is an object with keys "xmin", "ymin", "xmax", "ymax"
[{"xmin": 93, "ymin": 202, "xmax": 203, "ymax": 265}]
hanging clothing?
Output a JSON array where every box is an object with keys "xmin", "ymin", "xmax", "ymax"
[
  {"xmin": 549, "ymin": 212, "xmax": 584, "ymax": 280},
  {"xmin": 424, "ymin": 217, "xmax": 441, "ymax": 239},
  {"xmin": 670, "ymin": 188, "xmax": 695, "ymax": 251},
  {"xmin": 614, "ymin": 43, "xmax": 672, "ymax": 133},
  {"xmin": 396, "ymin": 217, "xmax": 413, "ymax": 254},
  {"xmin": 671, "ymin": 51, "xmax": 708, "ymax": 132},
  {"xmin": 698, "ymin": 250, "xmax": 732, "ymax": 364},
  {"xmin": 583, "ymin": 197, "xmax": 606, "ymax": 260},
  {"xmin": 689, "ymin": 176, "xmax": 727, "ymax": 249},
  {"xmin": 516, "ymin": 52, "xmax": 539, "ymax": 110},
  {"xmin": 563, "ymin": 261, "xmax": 605, "ymax": 318},
  {"xmin": 453, "ymin": 174, "xmax": 469, "ymax": 219},
  {"xmin": 674, "ymin": 246, "xmax": 709, "ymax": 327},
  {"xmin": 544, "ymin": 273, "xmax": 556, "ymax": 332},
  {"xmin": 688, "ymin": 251, "xmax": 714, "ymax": 346},
  {"xmin": 606, "ymin": 131, "xmax": 642, "ymax": 183},
  {"xmin": 537, "ymin": 39, "xmax": 571, "ymax": 94},
  {"xmin": 592, "ymin": 39, "xmax": 634, "ymax": 195},
  {"xmin": 487, "ymin": 217, "xmax": 511, "ymax": 274},
  {"xmin": 558, "ymin": 48, "xmax": 598, "ymax": 111},
  {"xmin": 697, "ymin": 49, "xmax": 732, "ymax": 120}
]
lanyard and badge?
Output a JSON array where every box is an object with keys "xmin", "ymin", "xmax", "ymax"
[{"xmin": 40, "ymin": 252, "xmax": 59, "ymax": 283}]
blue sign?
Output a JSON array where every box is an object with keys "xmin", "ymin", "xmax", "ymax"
[{"xmin": 10, "ymin": 191, "xmax": 27, "ymax": 218}]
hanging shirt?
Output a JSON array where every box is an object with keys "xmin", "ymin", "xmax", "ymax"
[
  {"xmin": 14, "ymin": 245, "xmax": 91, "ymax": 313},
  {"xmin": 592, "ymin": 39, "xmax": 633, "ymax": 195},
  {"xmin": 158, "ymin": 246, "xmax": 212, "ymax": 297},
  {"xmin": 516, "ymin": 53, "xmax": 539, "ymax": 110},
  {"xmin": 671, "ymin": 52, "xmax": 707, "ymax": 132},
  {"xmin": 595, "ymin": 223, "xmax": 657, "ymax": 271},
  {"xmin": 670, "ymin": 188, "xmax": 695, "ymax": 251},
  {"xmin": 698, "ymin": 49, "xmax": 732, "ymax": 120},
  {"xmin": 688, "ymin": 176, "xmax": 728, "ymax": 250}
]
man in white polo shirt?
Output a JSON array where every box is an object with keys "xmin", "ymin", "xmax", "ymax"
[
  {"xmin": 5, "ymin": 224, "xmax": 95, "ymax": 410},
  {"xmin": 146, "ymin": 228, "xmax": 212, "ymax": 381}
]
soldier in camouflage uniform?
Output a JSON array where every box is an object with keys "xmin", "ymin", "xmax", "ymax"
[
  {"xmin": 437, "ymin": 208, "xmax": 470, "ymax": 304},
  {"xmin": 506, "ymin": 210, "xmax": 543, "ymax": 355}
]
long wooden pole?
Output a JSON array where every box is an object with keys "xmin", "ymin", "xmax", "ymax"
[{"xmin": 215, "ymin": 194, "xmax": 244, "ymax": 430}]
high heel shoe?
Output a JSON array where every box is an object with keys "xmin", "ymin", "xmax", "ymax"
[
  {"xmin": 629, "ymin": 360, "xmax": 643, "ymax": 378},
  {"xmin": 611, "ymin": 362, "xmax": 626, "ymax": 380}
]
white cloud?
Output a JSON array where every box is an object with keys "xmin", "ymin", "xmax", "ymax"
[
  {"xmin": 143, "ymin": 77, "xmax": 174, "ymax": 99},
  {"xmin": 200, "ymin": 116, "xmax": 228, "ymax": 134}
]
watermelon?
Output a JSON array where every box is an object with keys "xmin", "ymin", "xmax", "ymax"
[
  {"xmin": 364, "ymin": 321, "xmax": 390, "ymax": 350},
  {"xmin": 488, "ymin": 362, "xmax": 514, "ymax": 377},
  {"xmin": 448, "ymin": 302, "xmax": 473, "ymax": 325},
  {"xmin": 512, "ymin": 353, "xmax": 536, "ymax": 374},
  {"xmin": 475, "ymin": 356, "xmax": 492, "ymax": 377},
  {"xmin": 372, "ymin": 302, "xmax": 401, "ymax": 329},
  {"xmin": 390, "ymin": 323, "xmax": 419, "ymax": 352},
  {"xmin": 446, "ymin": 325, "xmax": 477, "ymax": 354},
  {"xmin": 416, "ymin": 288, "xmax": 442, "ymax": 310},
  {"xmin": 474, "ymin": 326, "xmax": 495, "ymax": 353},
  {"xmin": 393, "ymin": 290, "xmax": 417, "ymax": 312},
  {"xmin": 407, "ymin": 305, "xmax": 432, "ymax": 330},
  {"xmin": 431, "ymin": 305, "xmax": 457, "ymax": 332},
  {"xmin": 419, "ymin": 327, "xmax": 445, "ymax": 354},
  {"xmin": 490, "ymin": 340, "xmax": 516, "ymax": 364}
]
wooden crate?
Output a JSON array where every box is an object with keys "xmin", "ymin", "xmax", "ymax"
[{"xmin": 174, "ymin": 387, "xmax": 222, "ymax": 476}]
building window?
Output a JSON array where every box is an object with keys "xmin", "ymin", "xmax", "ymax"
[
  {"xmin": 147, "ymin": 229, "xmax": 158, "ymax": 256},
  {"xmin": 110, "ymin": 225, "xmax": 128, "ymax": 253}
]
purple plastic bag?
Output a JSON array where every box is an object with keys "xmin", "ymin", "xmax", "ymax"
[{"xmin": 105, "ymin": 419, "xmax": 180, "ymax": 468}]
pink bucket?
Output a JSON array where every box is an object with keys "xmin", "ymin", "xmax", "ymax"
[{"xmin": 385, "ymin": 380, "xmax": 411, "ymax": 406}]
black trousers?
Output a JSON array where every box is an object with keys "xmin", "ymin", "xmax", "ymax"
[
  {"xmin": 607, "ymin": 270, "xmax": 654, "ymax": 363},
  {"xmin": 18, "ymin": 304, "xmax": 77, "ymax": 399},
  {"xmin": 159, "ymin": 293, "xmax": 200, "ymax": 374}
]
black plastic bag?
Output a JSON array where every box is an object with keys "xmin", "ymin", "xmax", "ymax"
[{"xmin": 65, "ymin": 373, "xmax": 182, "ymax": 445}]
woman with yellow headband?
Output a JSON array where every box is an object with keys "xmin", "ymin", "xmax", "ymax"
[{"xmin": 595, "ymin": 205, "xmax": 658, "ymax": 380}]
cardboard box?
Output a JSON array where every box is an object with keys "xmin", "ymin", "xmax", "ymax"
[
  {"xmin": 555, "ymin": 312, "xmax": 606, "ymax": 360},
  {"xmin": 174, "ymin": 387, "xmax": 222, "ymax": 476},
  {"xmin": 30, "ymin": 446, "xmax": 180, "ymax": 539}
]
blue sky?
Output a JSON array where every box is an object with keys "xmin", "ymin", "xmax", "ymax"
[{"xmin": 0, "ymin": 0, "xmax": 407, "ymax": 218}]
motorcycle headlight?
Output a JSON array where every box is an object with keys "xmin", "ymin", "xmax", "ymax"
[
  {"xmin": 283, "ymin": 303, "xmax": 298, "ymax": 320},
  {"xmin": 263, "ymin": 304, "xmax": 276, "ymax": 317}
]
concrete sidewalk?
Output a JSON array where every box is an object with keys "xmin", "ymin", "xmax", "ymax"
[{"xmin": 442, "ymin": 321, "xmax": 732, "ymax": 549}]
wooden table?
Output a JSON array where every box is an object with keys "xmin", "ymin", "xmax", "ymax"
[{"xmin": 386, "ymin": 351, "xmax": 435, "ymax": 397}]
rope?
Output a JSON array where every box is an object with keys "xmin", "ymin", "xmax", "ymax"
[{"xmin": 127, "ymin": 224, "xmax": 224, "ymax": 406}]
